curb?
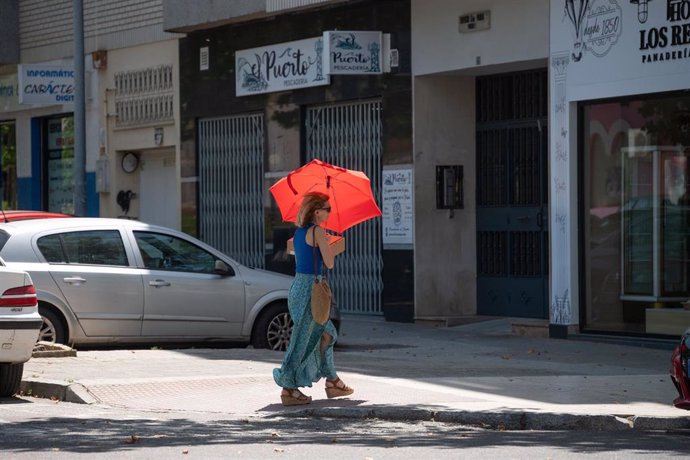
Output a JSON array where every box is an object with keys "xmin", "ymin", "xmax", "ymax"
[
  {"xmin": 288, "ymin": 406, "xmax": 690, "ymax": 431},
  {"xmin": 19, "ymin": 378, "xmax": 690, "ymax": 432},
  {"xmin": 20, "ymin": 379, "xmax": 99, "ymax": 405}
]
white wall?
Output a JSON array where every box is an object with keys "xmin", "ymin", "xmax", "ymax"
[
  {"xmin": 413, "ymin": 76, "xmax": 477, "ymax": 319},
  {"xmin": 102, "ymin": 39, "xmax": 180, "ymax": 227},
  {"xmin": 548, "ymin": 0, "xmax": 690, "ymax": 328},
  {"xmin": 412, "ymin": 0, "xmax": 549, "ymax": 76}
]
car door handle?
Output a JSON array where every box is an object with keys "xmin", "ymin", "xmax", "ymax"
[
  {"xmin": 63, "ymin": 277, "xmax": 86, "ymax": 285},
  {"xmin": 149, "ymin": 280, "xmax": 171, "ymax": 287}
]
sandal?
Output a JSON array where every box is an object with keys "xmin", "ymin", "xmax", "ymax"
[
  {"xmin": 325, "ymin": 378, "xmax": 354, "ymax": 399},
  {"xmin": 280, "ymin": 388, "xmax": 312, "ymax": 406}
]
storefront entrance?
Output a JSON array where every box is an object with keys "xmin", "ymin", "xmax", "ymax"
[
  {"xmin": 197, "ymin": 113, "xmax": 265, "ymax": 269},
  {"xmin": 476, "ymin": 70, "xmax": 549, "ymax": 319},
  {"xmin": 583, "ymin": 92, "xmax": 690, "ymax": 335},
  {"xmin": 305, "ymin": 99, "xmax": 383, "ymax": 315},
  {"xmin": 0, "ymin": 121, "xmax": 17, "ymax": 210}
]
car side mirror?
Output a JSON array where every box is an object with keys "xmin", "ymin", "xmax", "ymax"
[{"xmin": 214, "ymin": 260, "xmax": 234, "ymax": 276}]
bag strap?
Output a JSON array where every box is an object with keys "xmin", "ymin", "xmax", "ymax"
[{"xmin": 312, "ymin": 226, "xmax": 326, "ymax": 281}]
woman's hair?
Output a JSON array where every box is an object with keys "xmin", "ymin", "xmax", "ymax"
[{"xmin": 296, "ymin": 191, "xmax": 329, "ymax": 227}]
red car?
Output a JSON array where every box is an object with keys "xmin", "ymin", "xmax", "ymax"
[
  {"xmin": 1, "ymin": 210, "xmax": 71, "ymax": 222},
  {"xmin": 670, "ymin": 328, "xmax": 690, "ymax": 410}
]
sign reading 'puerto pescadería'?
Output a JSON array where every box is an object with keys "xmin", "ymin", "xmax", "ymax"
[
  {"xmin": 18, "ymin": 64, "xmax": 75, "ymax": 105},
  {"xmin": 235, "ymin": 37, "xmax": 329, "ymax": 96},
  {"xmin": 324, "ymin": 31, "xmax": 383, "ymax": 74}
]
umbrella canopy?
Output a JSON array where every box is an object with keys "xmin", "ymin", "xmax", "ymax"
[{"xmin": 270, "ymin": 159, "xmax": 381, "ymax": 233}]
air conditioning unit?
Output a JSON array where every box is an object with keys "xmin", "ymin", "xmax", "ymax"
[{"xmin": 459, "ymin": 10, "xmax": 491, "ymax": 33}]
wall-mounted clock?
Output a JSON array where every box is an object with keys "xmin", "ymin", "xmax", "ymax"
[{"xmin": 121, "ymin": 152, "xmax": 139, "ymax": 173}]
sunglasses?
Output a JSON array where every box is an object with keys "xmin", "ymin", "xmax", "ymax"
[{"xmin": 319, "ymin": 206, "xmax": 332, "ymax": 212}]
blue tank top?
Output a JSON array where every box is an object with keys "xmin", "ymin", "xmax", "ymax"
[{"xmin": 294, "ymin": 224, "xmax": 323, "ymax": 274}]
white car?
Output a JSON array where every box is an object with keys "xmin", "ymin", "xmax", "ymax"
[{"xmin": 0, "ymin": 257, "xmax": 41, "ymax": 397}]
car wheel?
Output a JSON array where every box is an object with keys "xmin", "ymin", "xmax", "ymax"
[
  {"xmin": 38, "ymin": 307, "xmax": 67, "ymax": 345},
  {"xmin": 0, "ymin": 363, "xmax": 24, "ymax": 397},
  {"xmin": 252, "ymin": 303, "xmax": 292, "ymax": 351}
]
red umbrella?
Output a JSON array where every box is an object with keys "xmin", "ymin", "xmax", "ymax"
[{"xmin": 270, "ymin": 159, "xmax": 381, "ymax": 233}]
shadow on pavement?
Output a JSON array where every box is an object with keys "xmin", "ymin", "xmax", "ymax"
[{"xmin": 2, "ymin": 415, "xmax": 690, "ymax": 454}]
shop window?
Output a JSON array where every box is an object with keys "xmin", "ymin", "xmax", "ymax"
[
  {"xmin": 0, "ymin": 122, "xmax": 17, "ymax": 209},
  {"xmin": 583, "ymin": 94, "xmax": 690, "ymax": 334},
  {"xmin": 45, "ymin": 116, "xmax": 74, "ymax": 214}
]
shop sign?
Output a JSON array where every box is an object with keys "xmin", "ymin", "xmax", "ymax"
[
  {"xmin": 554, "ymin": 0, "xmax": 690, "ymax": 97},
  {"xmin": 562, "ymin": 0, "xmax": 690, "ymax": 65},
  {"xmin": 235, "ymin": 37, "xmax": 329, "ymax": 96},
  {"xmin": 382, "ymin": 168, "xmax": 413, "ymax": 246},
  {"xmin": 18, "ymin": 64, "xmax": 75, "ymax": 105},
  {"xmin": 323, "ymin": 31, "xmax": 383, "ymax": 74},
  {"xmin": 0, "ymin": 74, "xmax": 20, "ymax": 112},
  {"xmin": 637, "ymin": 0, "xmax": 690, "ymax": 64}
]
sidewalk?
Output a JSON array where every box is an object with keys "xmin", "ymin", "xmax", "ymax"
[{"xmin": 19, "ymin": 316, "xmax": 690, "ymax": 431}]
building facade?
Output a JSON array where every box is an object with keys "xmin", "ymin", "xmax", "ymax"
[
  {"xmin": 551, "ymin": 0, "xmax": 690, "ymax": 337},
  {"xmin": 411, "ymin": 0, "xmax": 550, "ymax": 324},
  {"xmin": 0, "ymin": 0, "xmax": 182, "ymax": 226},
  {"xmin": 166, "ymin": 0, "xmax": 415, "ymax": 318},
  {"xmin": 411, "ymin": 0, "xmax": 690, "ymax": 337}
]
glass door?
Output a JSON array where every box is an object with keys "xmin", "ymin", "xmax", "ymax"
[{"xmin": 621, "ymin": 145, "xmax": 690, "ymax": 301}]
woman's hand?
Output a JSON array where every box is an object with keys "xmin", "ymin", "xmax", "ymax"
[{"xmin": 313, "ymin": 225, "xmax": 335, "ymax": 269}]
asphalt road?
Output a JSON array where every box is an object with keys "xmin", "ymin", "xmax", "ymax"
[{"xmin": 2, "ymin": 396, "xmax": 690, "ymax": 459}]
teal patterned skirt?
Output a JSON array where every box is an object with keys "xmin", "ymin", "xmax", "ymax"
[{"xmin": 273, "ymin": 273, "xmax": 338, "ymax": 389}]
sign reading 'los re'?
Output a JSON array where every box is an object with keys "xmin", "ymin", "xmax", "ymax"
[{"xmin": 18, "ymin": 64, "xmax": 75, "ymax": 105}]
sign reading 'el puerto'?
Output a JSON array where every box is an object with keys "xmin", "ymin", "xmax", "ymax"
[
  {"xmin": 235, "ymin": 36, "xmax": 329, "ymax": 97},
  {"xmin": 18, "ymin": 64, "xmax": 75, "ymax": 105},
  {"xmin": 323, "ymin": 31, "xmax": 383, "ymax": 74}
]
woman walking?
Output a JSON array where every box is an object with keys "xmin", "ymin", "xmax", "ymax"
[{"xmin": 273, "ymin": 191, "xmax": 354, "ymax": 406}]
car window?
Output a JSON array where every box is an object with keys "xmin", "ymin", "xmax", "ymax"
[
  {"xmin": 0, "ymin": 230, "xmax": 10, "ymax": 252},
  {"xmin": 133, "ymin": 231, "xmax": 216, "ymax": 273},
  {"xmin": 37, "ymin": 230, "xmax": 128, "ymax": 266}
]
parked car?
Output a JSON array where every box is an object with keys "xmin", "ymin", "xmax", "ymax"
[
  {"xmin": 1, "ymin": 210, "xmax": 71, "ymax": 222},
  {"xmin": 0, "ymin": 257, "xmax": 41, "ymax": 397},
  {"xmin": 670, "ymin": 327, "xmax": 690, "ymax": 410},
  {"xmin": 0, "ymin": 217, "xmax": 336, "ymax": 351}
]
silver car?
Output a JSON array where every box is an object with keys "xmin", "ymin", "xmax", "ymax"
[{"xmin": 0, "ymin": 218, "xmax": 297, "ymax": 350}]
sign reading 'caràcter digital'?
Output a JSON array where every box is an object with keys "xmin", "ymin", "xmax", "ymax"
[
  {"xmin": 235, "ymin": 36, "xmax": 329, "ymax": 96},
  {"xmin": 18, "ymin": 64, "xmax": 75, "ymax": 105}
]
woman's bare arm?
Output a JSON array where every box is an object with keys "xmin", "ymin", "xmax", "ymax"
[{"xmin": 314, "ymin": 225, "xmax": 335, "ymax": 269}]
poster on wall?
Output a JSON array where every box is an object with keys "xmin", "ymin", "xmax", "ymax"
[
  {"xmin": 382, "ymin": 167, "xmax": 413, "ymax": 247},
  {"xmin": 553, "ymin": 0, "xmax": 690, "ymax": 99},
  {"xmin": 235, "ymin": 37, "xmax": 330, "ymax": 96}
]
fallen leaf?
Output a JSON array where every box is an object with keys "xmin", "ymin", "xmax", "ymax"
[
  {"xmin": 274, "ymin": 447, "xmax": 284, "ymax": 453},
  {"xmin": 271, "ymin": 432, "xmax": 281, "ymax": 438},
  {"xmin": 331, "ymin": 438, "xmax": 338, "ymax": 443},
  {"xmin": 497, "ymin": 423, "xmax": 506, "ymax": 431},
  {"xmin": 182, "ymin": 449, "xmax": 189, "ymax": 454},
  {"xmin": 125, "ymin": 435, "xmax": 140, "ymax": 444}
]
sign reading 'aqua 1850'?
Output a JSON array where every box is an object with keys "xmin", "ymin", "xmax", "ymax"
[
  {"xmin": 235, "ymin": 36, "xmax": 329, "ymax": 96},
  {"xmin": 18, "ymin": 64, "xmax": 75, "ymax": 105}
]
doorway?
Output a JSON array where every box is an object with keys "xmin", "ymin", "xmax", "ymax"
[
  {"xmin": 476, "ymin": 70, "xmax": 549, "ymax": 318},
  {"xmin": 139, "ymin": 149, "xmax": 178, "ymax": 229}
]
